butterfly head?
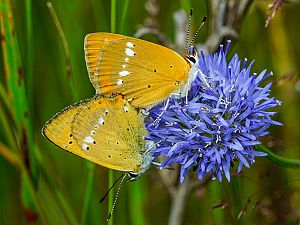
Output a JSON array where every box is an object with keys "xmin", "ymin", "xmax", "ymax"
[
  {"xmin": 128, "ymin": 150, "xmax": 154, "ymax": 180},
  {"xmin": 179, "ymin": 45, "xmax": 200, "ymax": 98},
  {"xmin": 184, "ymin": 10, "xmax": 206, "ymax": 66},
  {"xmin": 185, "ymin": 45, "xmax": 198, "ymax": 65}
]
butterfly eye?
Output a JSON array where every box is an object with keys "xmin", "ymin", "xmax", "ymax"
[
  {"xmin": 186, "ymin": 46, "xmax": 198, "ymax": 64},
  {"xmin": 128, "ymin": 172, "xmax": 139, "ymax": 180},
  {"xmin": 187, "ymin": 56, "xmax": 196, "ymax": 64}
]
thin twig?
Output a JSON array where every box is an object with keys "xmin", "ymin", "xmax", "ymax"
[
  {"xmin": 47, "ymin": 1, "xmax": 79, "ymax": 102},
  {"xmin": 204, "ymin": 0, "xmax": 253, "ymax": 52},
  {"xmin": 47, "ymin": 2, "xmax": 74, "ymax": 85},
  {"xmin": 168, "ymin": 177, "xmax": 192, "ymax": 225}
]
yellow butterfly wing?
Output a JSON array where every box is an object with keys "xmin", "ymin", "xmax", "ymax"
[
  {"xmin": 42, "ymin": 95, "xmax": 148, "ymax": 173},
  {"xmin": 71, "ymin": 95, "xmax": 148, "ymax": 173},
  {"xmin": 84, "ymin": 33, "xmax": 125, "ymax": 84},
  {"xmin": 42, "ymin": 101, "xmax": 92, "ymax": 161},
  {"xmin": 84, "ymin": 32, "xmax": 191, "ymax": 108}
]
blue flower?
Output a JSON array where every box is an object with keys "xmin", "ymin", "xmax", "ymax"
[{"xmin": 146, "ymin": 41, "xmax": 282, "ymax": 182}]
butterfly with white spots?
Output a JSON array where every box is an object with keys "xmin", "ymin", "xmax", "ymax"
[
  {"xmin": 42, "ymin": 95, "xmax": 153, "ymax": 176},
  {"xmin": 84, "ymin": 32, "xmax": 200, "ymax": 108}
]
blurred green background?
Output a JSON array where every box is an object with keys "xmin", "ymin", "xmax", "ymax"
[{"xmin": 1, "ymin": 0, "xmax": 300, "ymax": 224}]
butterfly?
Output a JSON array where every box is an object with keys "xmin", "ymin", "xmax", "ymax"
[
  {"xmin": 84, "ymin": 22, "xmax": 205, "ymax": 108},
  {"xmin": 42, "ymin": 95, "xmax": 153, "ymax": 177},
  {"xmin": 43, "ymin": 11, "xmax": 206, "ymax": 177}
]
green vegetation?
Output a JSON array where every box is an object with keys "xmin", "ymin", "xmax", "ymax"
[{"xmin": 1, "ymin": 0, "xmax": 300, "ymax": 224}]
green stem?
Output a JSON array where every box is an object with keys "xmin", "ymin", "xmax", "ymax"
[
  {"xmin": 179, "ymin": 0, "xmax": 191, "ymax": 10},
  {"xmin": 25, "ymin": 0, "xmax": 33, "ymax": 110},
  {"xmin": 0, "ymin": 104, "xmax": 18, "ymax": 151},
  {"xmin": 46, "ymin": 1, "xmax": 78, "ymax": 101},
  {"xmin": 111, "ymin": 0, "xmax": 116, "ymax": 33},
  {"xmin": 81, "ymin": 162, "xmax": 95, "ymax": 225},
  {"xmin": 21, "ymin": 171, "xmax": 48, "ymax": 225},
  {"xmin": 231, "ymin": 178, "xmax": 242, "ymax": 224},
  {"xmin": 39, "ymin": 167, "xmax": 80, "ymax": 225},
  {"xmin": 210, "ymin": 181, "xmax": 223, "ymax": 225},
  {"xmin": 108, "ymin": 170, "xmax": 114, "ymax": 225},
  {"xmin": 257, "ymin": 145, "xmax": 300, "ymax": 168},
  {"xmin": 120, "ymin": 0, "xmax": 130, "ymax": 34},
  {"xmin": 0, "ymin": 143, "xmax": 47, "ymax": 225},
  {"xmin": 54, "ymin": 187, "xmax": 81, "ymax": 225}
]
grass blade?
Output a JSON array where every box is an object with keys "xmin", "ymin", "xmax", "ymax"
[{"xmin": 47, "ymin": 1, "xmax": 78, "ymax": 101}]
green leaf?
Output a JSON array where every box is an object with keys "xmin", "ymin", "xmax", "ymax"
[{"xmin": 257, "ymin": 145, "xmax": 300, "ymax": 168}]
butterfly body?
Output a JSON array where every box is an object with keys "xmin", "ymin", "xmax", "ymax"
[
  {"xmin": 42, "ymin": 95, "xmax": 153, "ymax": 174},
  {"xmin": 85, "ymin": 32, "xmax": 196, "ymax": 108}
]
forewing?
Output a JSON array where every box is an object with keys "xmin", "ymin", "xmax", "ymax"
[
  {"xmin": 71, "ymin": 95, "xmax": 148, "ymax": 173},
  {"xmin": 85, "ymin": 33, "xmax": 191, "ymax": 107}
]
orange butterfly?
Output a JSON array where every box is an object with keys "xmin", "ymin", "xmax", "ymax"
[
  {"xmin": 42, "ymin": 12, "xmax": 206, "ymax": 178},
  {"xmin": 42, "ymin": 95, "xmax": 153, "ymax": 176},
  {"xmin": 84, "ymin": 31, "xmax": 201, "ymax": 108}
]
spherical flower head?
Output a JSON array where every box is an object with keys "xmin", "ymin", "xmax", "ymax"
[{"xmin": 146, "ymin": 41, "xmax": 282, "ymax": 183}]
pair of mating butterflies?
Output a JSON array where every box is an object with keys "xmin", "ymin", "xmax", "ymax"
[{"xmin": 42, "ymin": 32, "xmax": 199, "ymax": 177}]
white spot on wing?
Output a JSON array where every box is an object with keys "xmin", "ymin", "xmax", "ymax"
[
  {"xmin": 82, "ymin": 143, "xmax": 89, "ymax": 150},
  {"xmin": 119, "ymin": 71, "xmax": 130, "ymax": 77},
  {"xmin": 104, "ymin": 109, "xmax": 109, "ymax": 115},
  {"xmin": 98, "ymin": 117, "xmax": 105, "ymax": 125},
  {"xmin": 126, "ymin": 42, "xmax": 135, "ymax": 48},
  {"xmin": 122, "ymin": 64, "xmax": 126, "ymax": 68},
  {"xmin": 117, "ymin": 79, "xmax": 123, "ymax": 85},
  {"xmin": 125, "ymin": 57, "xmax": 129, "ymax": 62},
  {"xmin": 124, "ymin": 106, "xmax": 129, "ymax": 112},
  {"xmin": 125, "ymin": 48, "xmax": 135, "ymax": 56},
  {"xmin": 84, "ymin": 136, "xmax": 94, "ymax": 144},
  {"xmin": 90, "ymin": 130, "xmax": 95, "ymax": 135}
]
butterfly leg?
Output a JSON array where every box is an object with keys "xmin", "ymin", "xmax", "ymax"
[
  {"xmin": 185, "ymin": 79, "xmax": 190, "ymax": 105},
  {"xmin": 199, "ymin": 70, "xmax": 211, "ymax": 88},
  {"xmin": 151, "ymin": 161, "xmax": 175, "ymax": 171},
  {"xmin": 152, "ymin": 91, "xmax": 183, "ymax": 126},
  {"xmin": 139, "ymin": 107, "xmax": 150, "ymax": 118},
  {"xmin": 151, "ymin": 161, "xmax": 161, "ymax": 168},
  {"xmin": 152, "ymin": 98, "xmax": 171, "ymax": 126}
]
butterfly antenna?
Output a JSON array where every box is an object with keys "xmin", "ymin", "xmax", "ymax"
[
  {"xmin": 188, "ymin": 16, "xmax": 207, "ymax": 49},
  {"xmin": 185, "ymin": 8, "xmax": 193, "ymax": 54},
  {"xmin": 106, "ymin": 173, "xmax": 128, "ymax": 221},
  {"xmin": 99, "ymin": 173, "xmax": 124, "ymax": 203}
]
